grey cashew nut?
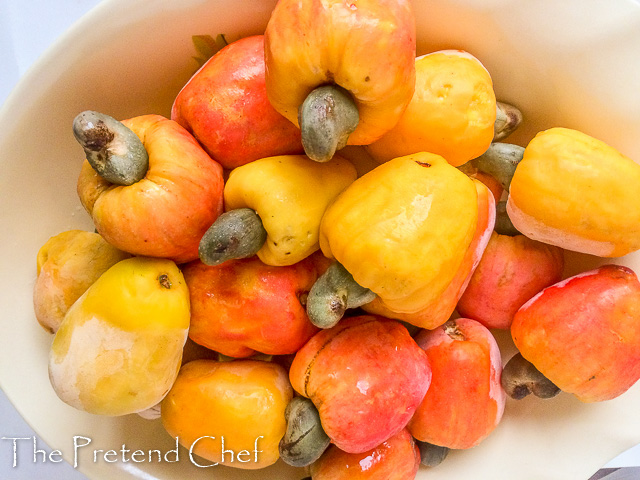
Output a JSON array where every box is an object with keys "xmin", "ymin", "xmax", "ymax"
[
  {"xmin": 306, "ymin": 262, "xmax": 377, "ymax": 329},
  {"xmin": 298, "ymin": 85, "xmax": 359, "ymax": 163},
  {"xmin": 501, "ymin": 353, "xmax": 561, "ymax": 400},
  {"xmin": 72, "ymin": 110, "xmax": 148, "ymax": 186},
  {"xmin": 494, "ymin": 101, "xmax": 523, "ymax": 141},
  {"xmin": 416, "ymin": 440, "xmax": 450, "ymax": 467},
  {"xmin": 279, "ymin": 397, "xmax": 330, "ymax": 468},
  {"xmin": 198, "ymin": 208, "xmax": 267, "ymax": 266},
  {"xmin": 471, "ymin": 142, "xmax": 525, "ymax": 193}
]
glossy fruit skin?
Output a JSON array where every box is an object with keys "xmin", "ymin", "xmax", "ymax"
[
  {"xmin": 320, "ymin": 153, "xmax": 490, "ymax": 328},
  {"xmin": 310, "ymin": 429, "xmax": 420, "ymax": 480},
  {"xmin": 77, "ymin": 114, "xmax": 224, "ymax": 264},
  {"xmin": 507, "ymin": 127, "xmax": 640, "ymax": 257},
  {"xmin": 408, "ymin": 318, "xmax": 506, "ymax": 450},
  {"xmin": 183, "ymin": 254, "xmax": 321, "ymax": 357},
  {"xmin": 161, "ymin": 359, "xmax": 293, "ymax": 469},
  {"xmin": 511, "ymin": 265, "xmax": 640, "ymax": 402},
  {"xmin": 363, "ymin": 178, "xmax": 495, "ymax": 329},
  {"xmin": 48, "ymin": 257, "xmax": 190, "ymax": 416},
  {"xmin": 171, "ymin": 35, "xmax": 303, "ymax": 169},
  {"xmin": 457, "ymin": 231, "xmax": 565, "ymax": 330},
  {"xmin": 33, "ymin": 230, "xmax": 130, "ymax": 333},
  {"xmin": 264, "ymin": 0, "xmax": 416, "ymax": 145},
  {"xmin": 289, "ymin": 315, "xmax": 431, "ymax": 454},
  {"xmin": 224, "ymin": 154, "xmax": 357, "ymax": 266},
  {"xmin": 367, "ymin": 50, "xmax": 497, "ymax": 167}
]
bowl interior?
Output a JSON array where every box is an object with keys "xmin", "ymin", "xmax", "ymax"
[{"xmin": 1, "ymin": 0, "xmax": 640, "ymax": 478}]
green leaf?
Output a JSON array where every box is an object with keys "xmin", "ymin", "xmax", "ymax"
[
  {"xmin": 192, "ymin": 35, "xmax": 218, "ymax": 57},
  {"xmin": 191, "ymin": 34, "xmax": 229, "ymax": 69}
]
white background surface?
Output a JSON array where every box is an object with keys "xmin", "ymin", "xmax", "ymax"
[
  {"xmin": 2, "ymin": 1, "xmax": 640, "ymax": 479},
  {"xmin": 1, "ymin": 3, "xmax": 100, "ymax": 478}
]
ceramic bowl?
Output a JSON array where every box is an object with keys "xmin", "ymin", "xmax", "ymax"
[{"xmin": 1, "ymin": 0, "xmax": 640, "ymax": 478}]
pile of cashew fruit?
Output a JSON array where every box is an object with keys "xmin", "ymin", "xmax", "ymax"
[{"xmin": 33, "ymin": 0, "xmax": 640, "ymax": 478}]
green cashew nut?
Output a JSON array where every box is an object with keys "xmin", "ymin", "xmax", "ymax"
[
  {"xmin": 307, "ymin": 262, "xmax": 377, "ymax": 329},
  {"xmin": 298, "ymin": 85, "xmax": 359, "ymax": 163},
  {"xmin": 501, "ymin": 353, "xmax": 561, "ymax": 400},
  {"xmin": 72, "ymin": 110, "xmax": 149, "ymax": 186},
  {"xmin": 470, "ymin": 142, "xmax": 525, "ymax": 192},
  {"xmin": 416, "ymin": 440, "xmax": 450, "ymax": 467},
  {"xmin": 494, "ymin": 201, "xmax": 521, "ymax": 237},
  {"xmin": 279, "ymin": 396, "xmax": 331, "ymax": 468},
  {"xmin": 198, "ymin": 208, "xmax": 267, "ymax": 266},
  {"xmin": 494, "ymin": 101, "xmax": 523, "ymax": 142}
]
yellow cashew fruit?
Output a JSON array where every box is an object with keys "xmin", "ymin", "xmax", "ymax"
[
  {"xmin": 224, "ymin": 154, "xmax": 357, "ymax": 266},
  {"xmin": 367, "ymin": 50, "xmax": 497, "ymax": 167},
  {"xmin": 48, "ymin": 257, "xmax": 189, "ymax": 416},
  {"xmin": 363, "ymin": 179, "xmax": 495, "ymax": 329},
  {"xmin": 319, "ymin": 153, "xmax": 494, "ymax": 328},
  {"xmin": 34, "ymin": 230, "xmax": 130, "ymax": 334},
  {"xmin": 161, "ymin": 359, "xmax": 293, "ymax": 469},
  {"xmin": 507, "ymin": 127, "xmax": 640, "ymax": 257}
]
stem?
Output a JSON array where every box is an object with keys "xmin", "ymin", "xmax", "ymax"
[
  {"xmin": 443, "ymin": 319, "xmax": 466, "ymax": 341},
  {"xmin": 471, "ymin": 142, "xmax": 525, "ymax": 192},
  {"xmin": 72, "ymin": 111, "xmax": 148, "ymax": 186},
  {"xmin": 494, "ymin": 201, "xmax": 520, "ymax": 236},
  {"xmin": 501, "ymin": 353, "xmax": 561, "ymax": 400},
  {"xmin": 494, "ymin": 101, "xmax": 523, "ymax": 141},
  {"xmin": 306, "ymin": 262, "xmax": 376, "ymax": 329},
  {"xmin": 279, "ymin": 397, "xmax": 330, "ymax": 468},
  {"xmin": 298, "ymin": 85, "xmax": 359, "ymax": 163},
  {"xmin": 198, "ymin": 208, "xmax": 267, "ymax": 266}
]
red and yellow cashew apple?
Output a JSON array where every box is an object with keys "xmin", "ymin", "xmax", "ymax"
[
  {"xmin": 264, "ymin": 0, "xmax": 416, "ymax": 161},
  {"xmin": 310, "ymin": 429, "xmax": 421, "ymax": 480},
  {"xmin": 183, "ymin": 253, "xmax": 325, "ymax": 358},
  {"xmin": 76, "ymin": 113, "xmax": 224, "ymax": 263},
  {"xmin": 171, "ymin": 35, "xmax": 303, "ymax": 169},
  {"xmin": 408, "ymin": 318, "xmax": 506, "ymax": 449},
  {"xmin": 511, "ymin": 265, "xmax": 640, "ymax": 402},
  {"xmin": 289, "ymin": 315, "xmax": 431, "ymax": 454},
  {"xmin": 457, "ymin": 230, "xmax": 564, "ymax": 330}
]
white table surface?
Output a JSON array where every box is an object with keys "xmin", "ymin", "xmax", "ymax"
[{"xmin": 2, "ymin": 1, "xmax": 640, "ymax": 479}]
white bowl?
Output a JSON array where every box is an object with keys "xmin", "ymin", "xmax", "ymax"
[{"xmin": 2, "ymin": 0, "xmax": 640, "ymax": 479}]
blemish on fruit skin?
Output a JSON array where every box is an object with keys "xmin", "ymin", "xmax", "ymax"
[
  {"xmin": 356, "ymin": 379, "xmax": 370, "ymax": 395},
  {"xmin": 416, "ymin": 161, "xmax": 431, "ymax": 168},
  {"xmin": 158, "ymin": 274, "xmax": 172, "ymax": 289},
  {"xmin": 443, "ymin": 320, "xmax": 465, "ymax": 341}
]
